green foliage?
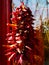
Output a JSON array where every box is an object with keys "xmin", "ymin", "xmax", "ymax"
[{"xmin": 42, "ymin": 19, "xmax": 49, "ymax": 60}]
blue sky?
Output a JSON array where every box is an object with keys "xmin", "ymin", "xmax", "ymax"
[
  {"xmin": 12, "ymin": 0, "xmax": 49, "ymax": 29},
  {"xmin": 12, "ymin": 0, "xmax": 49, "ymax": 20}
]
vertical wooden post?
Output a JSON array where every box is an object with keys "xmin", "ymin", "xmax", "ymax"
[
  {"xmin": 1, "ymin": 0, "xmax": 12, "ymax": 65},
  {"xmin": 0, "ymin": 0, "xmax": 2, "ymax": 65}
]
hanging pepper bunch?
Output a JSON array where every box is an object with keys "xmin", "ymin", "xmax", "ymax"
[{"xmin": 3, "ymin": 2, "xmax": 42, "ymax": 65}]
